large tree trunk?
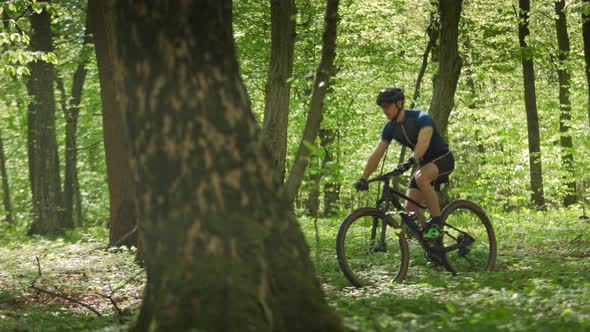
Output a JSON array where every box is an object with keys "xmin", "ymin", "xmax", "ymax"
[
  {"xmin": 554, "ymin": 0, "xmax": 577, "ymax": 206},
  {"xmin": 0, "ymin": 129, "xmax": 13, "ymax": 223},
  {"xmin": 286, "ymin": 0, "xmax": 339, "ymax": 201},
  {"xmin": 429, "ymin": 0, "xmax": 463, "ymax": 136},
  {"xmin": 88, "ymin": 0, "xmax": 139, "ymax": 248},
  {"xmin": 105, "ymin": 1, "xmax": 342, "ymax": 330},
  {"xmin": 518, "ymin": 0, "xmax": 546, "ymax": 210},
  {"xmin": 263, "ymin": 0, "xmax": 297, "ymax": 183},
  {"xmin": 27, "ymin": 0, "xmax": 63, "ymax": 235},
  {"xmin": 61, "ymin": 12, "xmax": 93, "ymax": 228}
]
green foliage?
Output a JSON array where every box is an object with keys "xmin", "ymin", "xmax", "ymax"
[
  {"xmin": 0, "ymin": 0, "xmax": 59, "ymax": 77},
  {"xmin": 233, "ymin": 0, "xmax": 590, "ymax": 213},
  {"xmin": 0, "ymin": 0, "xmax": 589, "ymax": 328},
  {"xmin": 0, "ymin": 0, "xmax": 109, "ymax": 227}
]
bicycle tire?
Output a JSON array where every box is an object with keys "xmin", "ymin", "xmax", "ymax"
[
  {"xmin": 336, "ymin": 207, "xmax": 410, "ymax": 287},
  {"xmin": 440, "ymin": 200, "xmax": 497, "ymax": 274}
]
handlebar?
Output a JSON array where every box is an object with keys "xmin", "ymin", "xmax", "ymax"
[{"xmin": 367, "ymin": 166, "xmax": 407, "ymax": 184}]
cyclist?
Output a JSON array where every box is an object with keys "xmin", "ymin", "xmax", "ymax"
[{"xmin": 354, "ymin": 87, "xmax": 455, "ymax": 247}]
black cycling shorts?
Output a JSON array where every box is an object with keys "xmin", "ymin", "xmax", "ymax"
[{"xmin": 408, "ymin": 150, "xmax": 455, "ymax": 192}]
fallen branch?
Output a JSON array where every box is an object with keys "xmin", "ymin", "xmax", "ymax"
[
  {"xmin": 98, "ymin": 288, "xmax": 123, "ymax": 318},
  {"xmin": 30, "ymin": 256, "xmax": 103, "ymax": 317},
  {"xmin": 97, "ymin": 269, "xmax": 144, "ymax": 321}
]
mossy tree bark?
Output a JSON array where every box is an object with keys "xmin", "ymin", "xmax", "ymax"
[
  {"xmin": 518, "ymin": 0, "xmax": 546, "ymax": 210},
  {"xmin": 106, "ymin": 1, "xmax": 342, "ymax": 331},
  {"xmin": 554, "ymin": 0, "xmax": 577, "ymax": 206},
  {"xmin": 88, "ymin": 0, "xmax": 139, "ymax": 248},
  {"xmin": 263, "ymin": 0, "xmax": 297, "ymax": 183},
  {"xmin": 27, "ymin": 0, "xmax": 64, "ymax": 235}
]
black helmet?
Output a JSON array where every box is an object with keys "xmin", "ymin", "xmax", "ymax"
[{"xmin": 376, "ymin": 88, "xmax": 404, "ymax": 106}]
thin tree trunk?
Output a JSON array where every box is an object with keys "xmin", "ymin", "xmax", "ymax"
[
  {"xmin": 554, "ymin": 0, "xmax": 577, "ymax": 206},
  {"xmin": 103, "ymin": 1, "xmax": 343, "ymax": 330},
  {"xmin": 27, "ymin": 0, "xmax": 63, "ymax": 235},
  {"xmin": 395, "ymin": 8, "xmax": 438, "ymax": 187},
  {"xmin": 429, "ymin": 0, "xmax": 463, "ymax": 136},
  {"xmin": 286, "ymin": 0, "xmax": 339, "ymax": 202},
  {"xmin": 0, "ymin": 129, "xmax": 13, "ymax": 223},
  {"xmin": 518, "ymin": 0, "xmax": 546, "ymax": 210},
  {"xmin": 308, "ymin": 158, "xmax": 321, "ymax": 217},
  {"xmin": 56, "ymin": 77, "xmax": 73, "ymax": 228},
  {"xmin": 60, "ymin": 13, "xmax": 93, "ymax": 228},
  {"xmin": 321, "ymin": 128, "xmax": 339, "ymax": 216},
  {"xmin": 412, "ymin": 5, "xmax": 438, "ymax": 109},
  {"xmin": 57, "ymin": 63, "xmax": 87, "ymax": 228},
  {"xmin": 583, "ymin": 0, "xmax": 590, "ymax": 128},
  {"xmin": 263, "ymin": 0, "xmax": 296, "ymax": 183},
  {"xmin": 74, "ymin": 169, "xmax": 83, "ymax": 226},
  {"xmin": 1, "ymin": 13, "xmax": 14, "ymax": 224},
  {"xmin": 88, "ymin": 0, "xmax": 139, "ymax": 248}
]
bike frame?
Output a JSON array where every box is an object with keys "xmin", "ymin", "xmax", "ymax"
[
  {"xmin": 370, "ymin": 176, "xmax": 427, "ymax": 251},
  {"xmin": 370, "ymin": 175, "xmax": 474, "ymax": 255}
]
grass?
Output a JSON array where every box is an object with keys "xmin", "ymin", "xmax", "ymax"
[
  {"xmin": 0, "ymin": 226, "xmax": 142, "ymax": 332},
  {"xmin": 0, "ymin": 207, "xmax": 589, "ymax": 331},
  {"xmin": 300, "ymin": 207, "xmax": 590, "ymax": 331}
]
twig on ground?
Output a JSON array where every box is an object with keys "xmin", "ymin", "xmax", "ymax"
[
  {"xmin": 97, "ymin": 269, "xmax": 144, "ymax": 321},
  {"xmin": 98, "ymin": 286, "xmax": 123, "ymax": 318},
  {"xmin": 30, "ymin": 256, "xmax": 103, "ymax": 317}
]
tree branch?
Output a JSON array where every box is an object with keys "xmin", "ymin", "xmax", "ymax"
[{"xmin": 30, "ymin": 256, "xmax": 103, "ymax": 317}]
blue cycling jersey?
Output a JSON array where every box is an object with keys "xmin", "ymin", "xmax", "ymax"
[{"xmin": 380, "ymin": 109, "xmax": 449, "ymax": 163}]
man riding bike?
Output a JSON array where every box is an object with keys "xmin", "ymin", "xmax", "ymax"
[{"xmin": 354, "ymin": 88, "xmax": 455, "ymax": 247}]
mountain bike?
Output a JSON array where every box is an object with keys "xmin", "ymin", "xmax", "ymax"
[{"xmin": 336, "ymin": 166, "xmax": 497, "ymax": 287}]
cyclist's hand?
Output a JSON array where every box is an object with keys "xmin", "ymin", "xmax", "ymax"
[
  {"xmin": 354, "ymin": 178, "xmax": 369, "ymax": 191},
  {"xmin": 397, "ymin": 162, "xmax": 412, "ymax": 173},
  {"xmin": 398, "ymin": 157, "xmax": 415, "ymax": 173}
]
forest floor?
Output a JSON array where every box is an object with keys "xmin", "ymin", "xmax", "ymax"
[{"xmin": 0, "ymin": 208, "xmax": 589, "ymax": 331}]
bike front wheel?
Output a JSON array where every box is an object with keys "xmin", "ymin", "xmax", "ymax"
[
  {"xmin": 336, "ymin": 207, "xmax": 410, "ymax": 287},
  {"xmin": 440, "ymin": 200, "xmax": 497, "ymax": 274}
]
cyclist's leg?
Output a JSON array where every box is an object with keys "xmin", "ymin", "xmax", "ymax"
[
  {"xmin": 416, "ymin": 151, "xmax": 455, "ymax": 219},
  {"xmin": 404, "ymin": 188, "xmax": 426, "ymax": 223},
  {"xmin": 405, "ymin": 174, "xmax": 426, "ymax": 224},
  {"xmin": 414, "ymin": 164, "xmax": 440, "ymax": 217}
]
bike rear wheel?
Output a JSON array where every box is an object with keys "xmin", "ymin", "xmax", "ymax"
[
  {"xmin": 336, "ymin": 207, "xmax": 409, "ymax": 287},
  {"xmin": 440, "ymin": 200, "xmax": 497, "ymax": 274}
]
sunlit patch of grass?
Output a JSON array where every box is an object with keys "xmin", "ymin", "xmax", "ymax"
[
  {"xmin": 0, "ymin": 225, "xmax": 143, "ymax": 332},
  {"xmin": 300, "ymin": 207, "xmax": 590, "ymax": 331},
  {"xmin": 0, "ymin": 207, "xmax": 588, "ymax": 331}
]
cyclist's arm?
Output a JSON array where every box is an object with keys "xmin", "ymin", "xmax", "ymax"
[
  {"xmin": 361, "ymin": 140, "xmax": 389, "ymax": 180},
  {"xmin": 412, "ymin": 126, "xmax": 433, "ymax": 163}
]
